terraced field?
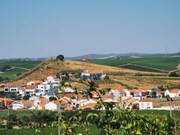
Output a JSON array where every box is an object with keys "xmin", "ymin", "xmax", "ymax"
[{"xmin": 91, "ymin": 57, "xmax": 180, "ymax": 72}]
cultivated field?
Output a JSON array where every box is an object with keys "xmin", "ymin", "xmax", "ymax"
[
  {"xmin": 91, "ymin": 57, "xmax": 180, "ymax": 72},
  {"xmin": 0, "ymin": 60, "xmax": 41, "ymax": 80}
]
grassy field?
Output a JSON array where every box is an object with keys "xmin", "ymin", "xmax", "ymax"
[
  {"xmin": 0, "ymin": 126, "xmax": 100, "ymax": 135},
  {"xmin": 0, "ymin": 60, "xmax": 41, "ymax": 81},
  {"xmin": 0, "ymin": 60, "xmax": 41, "ymax": 69},
  {"xmin": 91, "ymin": 57, "xmax": 180, "ymax": 72}
]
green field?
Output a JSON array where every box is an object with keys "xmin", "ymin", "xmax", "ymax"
[
  {"xmin": 91, "ymin": 57, "xmax": 180, "ymax": 72},
  {"xmin": 0, "ymin": 126, "xmax": 100, "ymax": 135},
  {"xmin": 0, "ymin": 60, "xmax": 41, "ymax": 69},
  {"xmin": 0, "ymin": 60, "xmax": 41, "ymax": 81}
]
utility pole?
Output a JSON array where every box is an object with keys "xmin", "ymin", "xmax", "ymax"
[{"xmin": 170, "ymin": 98, "xmax": 172, "ymax": 118}]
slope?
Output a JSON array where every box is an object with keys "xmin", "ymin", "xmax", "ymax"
[{"xmin": 5, "ymin": 59, "xmax": 167, "ymax": 88}]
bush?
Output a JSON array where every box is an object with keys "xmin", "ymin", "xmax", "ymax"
[
  {"xmin": 23, "ymin": 95, "xmax": 30, "ymax": 100},
  {"xmin": 168, "ymin": 71, "xmax": 178, "ymax": 77}
]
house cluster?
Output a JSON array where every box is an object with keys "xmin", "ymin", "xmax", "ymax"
[
  {"xmin": 1, "ymin": 71, "xmax": 180, "ymax": 111},
  {"xmin": 81, "ymin": 69, "xmax": 107, "ymax": 80}
]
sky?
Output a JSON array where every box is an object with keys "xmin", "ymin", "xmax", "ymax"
[{"xmin": 0, "ymin": 0, "xmax": 180, "ymax": 58}]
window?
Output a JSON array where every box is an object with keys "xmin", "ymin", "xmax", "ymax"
[
  {"xmin": 10, "ymin": 89, "xmax": 17, "ymax": 92},
  {"xmin": 5, "ymin": 88, "xmax": 9, "ymax": 92}
]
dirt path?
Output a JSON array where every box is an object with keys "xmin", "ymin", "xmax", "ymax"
[{"xmin": 11, "ymin": 66, "xmax": 31, "ymax": 71}]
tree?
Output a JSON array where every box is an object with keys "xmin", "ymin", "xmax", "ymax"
[
  {"xmin": 0, "ymin": 76, "xmax": 3, "ymax": 82},
  {"xmin": 56, "ymin": 54, "xmax": 64, "ymax": 61},
  {"xmin": 1, "ymin": 65, "xmax": 11, "ymax": 72},
  {"xmin": 23, "ymin": 95, "xmax": 30, "ymax": 100},
  {"xmin": 168, "ymin": 71, "xmax": 177, "ymax": 77}
]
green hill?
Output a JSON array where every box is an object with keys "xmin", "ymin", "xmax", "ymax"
[{"xmin": 91, "ymin": 57, "xmax": 180, "ymax": 72}]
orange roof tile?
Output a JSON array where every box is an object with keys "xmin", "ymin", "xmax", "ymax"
[
  {"xmin": 32, "ymin": 80, "xmax": 41, "ymax": 84},
  {"xmin": 65, "ymin": 106, "xmax": 73, "ymax": 111},
  {"xmin": 38, "ymin": 98, "xmax": 48, "ymax": 103},
  {"xmin": 91, "ymin": 91, "xmax": 100, "ymax": 95},
  {"xmin": 22, "ymin": 100, "xmax": 33, "ymax": 105},
  {"xmin": 170, "ymin": 89, "xmax": 180, "ymax": 93},
  {"xmin": 102, "ymin": 94, "xmax": 114, "ymax": 99},
  {"xmin": 139, "ymin": 98, "xmax": 152, "ymax": 102},
  {"xmin": 26, "ymin": 85, "xmax": 36, "ymax": 89},
  {"xmin": 81, "ymin": 103, "xmax": 96, "ymax": 109},
  {"xmin": 38, "ymin": 103, "xmax": 45, "ymax": 108}
]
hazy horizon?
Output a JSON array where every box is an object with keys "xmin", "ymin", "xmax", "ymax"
[{"xmin": 0, "ymin": 0, "xmax": 180, "ymax": 58}]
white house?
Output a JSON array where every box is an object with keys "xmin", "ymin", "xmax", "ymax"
[
  {"xmin": 25, "ymin": 85, "xmax": 37, "ymax": 95},
  {"xmin": 110, "ymin": 88, "xmax": 126, "ymax": 99},
  {"xmin": 12, "ymin": 101, "xmax": 24, "ymax": 110},
  {"xmin": 27, "ymin": 80, "xmax": 41, "ymax": 86},
  {"xmin": 81, "ymin": 69, "xmax": 106, "ymax": 80},
  {"xmin": 139, "ymin": 98, "xmax": 153, "ymax": 110},
  {"xmin": 47, "ymin": 75, "xmax": 60, "ymax": 83},
  {"xmin": 164, "ymin": 89, "xmax": 180, "ymax": 98},
  {"xmin": 33, "ymin": 97, "xmax": 48, "ymax": 107},
  {"xmin": 12, "ymin": 100, "xmax": 33, "ymax": 110},
  {"xmin": 64, "ymin": 87, "xmax": 75, "ymax": 93},
  {"xmin": 4, "ymin": 87, "xmax": 20, "ymax": 93},
  {"xmin": 45, "ymin": 101, "xmax": 60, "ymax": 111},
  {"xmin": 36, "ymin": 84, "xmax": 51, "ymax": 97}
]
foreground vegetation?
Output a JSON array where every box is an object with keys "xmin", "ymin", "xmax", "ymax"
[{"xmin": 0, "ymin": 109, "xmax": 179, "ymax": 135}]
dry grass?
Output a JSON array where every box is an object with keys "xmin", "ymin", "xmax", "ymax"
[
  {"xmin": 154, "ymin": 100, "xmax": 180, "ymax": 108},
  {"xmin": 110, "ymin": 75, "xmax": 167, "ymax": 89},
  {"xmin": 5, "ymin": 59, "xmax": 171, "ymax": 89}
]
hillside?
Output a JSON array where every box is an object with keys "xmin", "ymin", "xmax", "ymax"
[
  {"xmin": 0, "ymin": 60, "xmax": 41, "ymax": 80},
  {"xmin": 4, "ymin": 59, "xmax": 170, "ymax": 89},
  {"xmin": 91, "ymin": 57, "xmax": 180, "ymax": 72}
]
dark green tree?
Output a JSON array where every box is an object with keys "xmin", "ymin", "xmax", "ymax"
[
  {"xmin": 1, "ymin": 65, "xmax": 11, "ymax": 72},
  {"xmin": 56, "ymin": 54, "xmax": 64, "ymax": 61}
]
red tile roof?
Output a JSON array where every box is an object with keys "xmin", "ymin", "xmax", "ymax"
[
  {"xmin": 32, "ymin": 80, "xmax": 41, "ymax": 84},
  {"xmin": 81, "ymin": 103, "xmax": 96, "ymax": 109},
  {"xmin": 139, "ymin": 98, "xmax": 152, "ymax": 102},
  {"xmin": 91, "ymin": 91, "xmax": 100, "ymax": 95},
  {"xmin": 26, "ymin": 84, "xmax": 36, "ymax": 89},
  {"xmin": 38, "ymin": 103, "xmax": 45, "ymax": 108},
  {"xmin": 22, "ymin": 100, "xmax": 33, "ymax": 105},
  {"xmin": 65, "ymin": 106, "xmax": 73, "ymax": 111},
  {"xmin": 38, "ymin": 98, "xmax": 48, "ymax": 103},
  {"xmin": 170, "ymin": 89, "xmax": 180, "ymax": 93}
]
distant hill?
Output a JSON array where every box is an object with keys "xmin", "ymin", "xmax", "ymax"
[{"xmin": 66, "ymin": 52, "xmax": 180, "ymax": 60}]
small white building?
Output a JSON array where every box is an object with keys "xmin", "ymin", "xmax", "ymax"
[
  {"xmin": 36, "ymin": 84, "xmax": 51, "ymax": 97},
  {"xmin": 4, "ymin": 87, "xmax": 20, "ymax": 93},
  {"xmin": 45, "ymin": 101, "xmax": 60, "ymax": 111},
  {"xmin": 12, "ymin": 101, "xmax": 24, "ymax": 110},
  {"xmin": 47, "ymin": 75, "xmax": 60, "ymax": 83},
  {"xmin": 12, "ymin": 100, "xmax": 33, "ymax": 110},
  {"xmin": 139, "ymin": 98, "xmax": 153, "ymax": 110},
  {"xmin": 164, "ymin": 89, "xmax": 180, "ymax": 98},
  {"xmin": 27, "ymin": 80, "xmax": 41, "ymax": 86},
  {"xmin": 64, "ymin": 87, "xmax": 75, "ymax": 93},
  {"xmin": 25, "ymin": 85, "xmax": 37, "ymax": 95},
  {"xmin": 81, "ymin": 70, "xmax": 106, "ymax": 80}
]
